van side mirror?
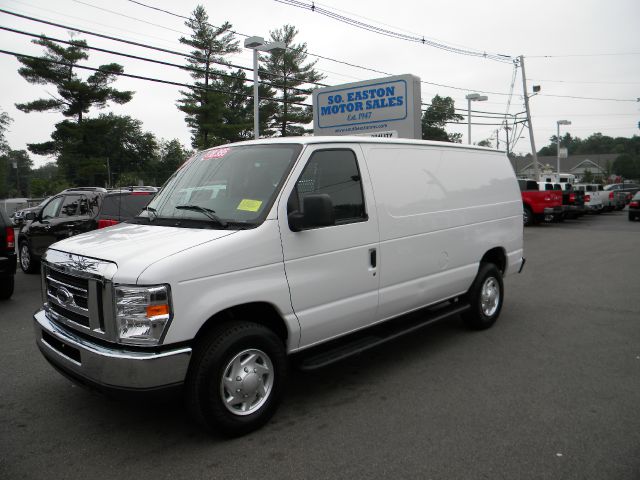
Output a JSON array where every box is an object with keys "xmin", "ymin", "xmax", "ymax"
[
  {"xmin": 288, "ymin": 193, "xmax": 335, "ymax": 232},
  {"xmin": 25, "ymin": 212, "xmax": 36, "ymax": 221}
]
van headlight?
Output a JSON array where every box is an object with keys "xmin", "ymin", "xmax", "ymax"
[{"xmin": 115, "ymin": 284, "xmax": 172, "ymax": 345}]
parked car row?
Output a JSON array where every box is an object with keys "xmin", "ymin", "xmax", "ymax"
[
  {"xmin": 519, "ymin": 179, "xmax": 638, "ymax": 226},
  {"xmin": 16, "ymin": 186, "xmax": 157, "ymax": 276}
]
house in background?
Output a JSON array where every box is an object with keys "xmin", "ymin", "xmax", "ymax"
[{"xmin": 509, "ymin": 154, "xmax": 617, "ymax": 182}]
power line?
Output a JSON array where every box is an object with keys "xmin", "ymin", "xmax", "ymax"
[
  {"xmin": 528, "ymin": 78, "xmax": 640, "ymax": 86},
  {"xmin": 526, "ymin": 52, "xmax": 640, "ymax": 58},
  {"xmin": 4, "ymin": 46, "xmax": 517, "ymax": 127},
  {"xmin": 0, "ymin": 26, "xmax": 315, "ymax": 95},
  {"xmin": 71, "ymin": 0, "xmax": 187, "ymax": 35},
  {"xmin": 538, "ymin": 93, "xmax": 637, "ymax": 103},
  {"xmin": 274, "ymin": 0, "xmax": 514, "ymax": 64},
  {"xmin": 1, "ymin": 9, "xmax": 518, "ymax": 118},
  {"xmin": 0, "ymin": 8, "xmax": 329, "ymax": 89},
  {"xmin": 124, "ymin": 0, "xmax": 517, "ymax": 96},
  {"xmin": 0, "ymin": 49, "xmax": 314, "ymax": 107}
]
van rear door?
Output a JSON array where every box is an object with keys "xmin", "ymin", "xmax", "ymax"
[{"xmin": 278, "ymin": 144, "xmax": 380, "ymax": 349}]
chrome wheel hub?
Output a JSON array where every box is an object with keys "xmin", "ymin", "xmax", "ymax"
[
  {"xmin": 480, "ymin": 277, "xmax": 500, "ymax": 317},
  {"xmin": 220, "ymin": 349, "xmax": 274, "ymax": 416},
  {"xmin": 20, "ymin": 245, "xmax": 30, "ymax": 270}
]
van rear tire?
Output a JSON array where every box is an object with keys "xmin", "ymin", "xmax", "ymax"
[
  {"xmin": 462, "ymin": 263, "xmax": 504, "ymax": 330},
  {"xmin": 185, "ymin": 321, "xmax": 287, "ymax": 437}
]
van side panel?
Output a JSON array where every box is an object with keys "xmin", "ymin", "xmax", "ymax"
[
  {"xmin": 363, "ymin": 145, "xmax": 522, "ymax": 320},
  {"xmin": 137, "ymin": 221, "xmax": 300, "ymax": 350}
]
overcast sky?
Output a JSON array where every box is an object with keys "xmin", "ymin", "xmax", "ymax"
[{"xmin": 1, "ymin": 0, "xmax": 639, "ymax": 168}]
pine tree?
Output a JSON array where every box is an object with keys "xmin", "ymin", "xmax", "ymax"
[
  {"xmin": 178, "ymin": 5, "xmax": 241, "ymax": 148},
  {"xmin": 16, "ymin": 36, "xmax": 132, "ymax": 123},
  {"xmin": 260, "ymin": 25, "xmax": 324, "ymax": 137},
  {"xmin": 421, "ymin": 95, "xmax": 463, "ymax": 143}
]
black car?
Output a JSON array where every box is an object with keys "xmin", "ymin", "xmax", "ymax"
[
  {"xmin": 604, "ymin": 183, "xmax": 640, "ymax": 203},
  {"xmin": 629, "ymin": 192, "xmax": 640, "ymax": 221},
  {"xmin": 0, "ymin": 209, "xmax": 17, "ymax": 299},
  {"xmin": 18, "ymin": 187, "xmax": 156, "ymax": 274}
]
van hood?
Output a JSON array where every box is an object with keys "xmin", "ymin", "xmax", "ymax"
[{"xmin": 49, "ymin": 223, "xmax": 237, "ymax": 281}]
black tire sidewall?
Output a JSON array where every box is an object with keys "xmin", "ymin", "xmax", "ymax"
[
  {"xmin": 19, "ymin": 242, "xmax": 37, "ymax": 274},
  {"xmin": 191, "ymin": 322, "xmax": 287, "ymax": 437},
  {"xmin": 523, "ymin": 206, "xmax": 532, "ymax": 226},
  {"xmin": 463, "ymin": 263, "xmax": 504, "ymax": 330}
]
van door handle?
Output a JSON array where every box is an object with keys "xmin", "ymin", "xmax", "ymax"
[{"xmin": 369, "ymin": 248, "xmax": 377, "ymax": 268}]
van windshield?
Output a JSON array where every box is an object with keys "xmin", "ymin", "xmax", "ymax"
[{"xmin": 139, "ymin": 144, "xmax": 302, "ymax": 228}]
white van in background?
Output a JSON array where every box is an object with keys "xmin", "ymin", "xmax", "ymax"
[{"xmin": 33, "ymin": 137, "xmax": 524, "ymax": 436}]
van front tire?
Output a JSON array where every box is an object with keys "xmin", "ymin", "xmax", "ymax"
[
  {"xmin": 462, "ymin": 263, "xmax": 504, "ymax": 330},
  {"xmin": 186, "ymin": 321, "xmax": 287, "ymax": 437}
]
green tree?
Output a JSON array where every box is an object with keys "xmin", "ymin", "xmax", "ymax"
[
  {"xmin": 260, "ymin": 25, "xmax": 324, "ymax": 137},
  {"xmin": 0, "ymin": 149, "xmax": 33, "ymax": 197},
  {"xmin": 30, "ymin": 162, "xmax": 69, "ymax": 197},
  {"xmin": 421, "ymin": 95, "xmax": 463, "ymax": 142},
  {"xmin": 178, "ymin": 5, "xmax": 240, "ymax": 149},
  {"xmin": 581, "ymin": 168, "xmax": 594, "ymax": 183},
  {"xmin": 31, "ymin": 114, "xmax": 158, "ymax": 186},
  {"xmin": 154, "ymin": 139, "xmax": 191, "ymax": 185},
  {"xmin": 0, "ymin": 111, "xmax": 12, "ymax": 196},
  {"xmin": 477, "ymin": 139, "xmax": 493, "ymax": 148},
  {"xmin": 16, "ymin": 35, "xmax": 132, "ymax": 123},
  {"xmin": 612, "ymin": 153, "xmax": 639, "ymax": 179},
  {"xmin": 0, "ymin": 111, "xmax": 11, "ymax": 154}
]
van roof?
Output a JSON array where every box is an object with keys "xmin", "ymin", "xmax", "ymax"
[{"xmin": 202, "ymin": 136, "xmax": 505, "ymax": 154}]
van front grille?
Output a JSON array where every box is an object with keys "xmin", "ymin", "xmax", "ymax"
[{"xmin": 41, "ymin": 252, "xmax": 117, "ymax": 341}]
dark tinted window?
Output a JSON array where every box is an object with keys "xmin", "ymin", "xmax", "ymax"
[
  {"xmin": 289, "ymin": 149, "xmax": 366, "ymax": 224},
  {"xmin": 41, "ymin": 196, "xmax": 64, "ymax": 219},
  {"xmin": 59, "ymin": 195, "xmax": 82, "ymax": 217},
  {"xmin": 518, "ymin": 180, "xmax": 538, "ymax": 191},
  {"xmin": 101, "ymin": 193, "xmax": 155, "ymax": 220}
]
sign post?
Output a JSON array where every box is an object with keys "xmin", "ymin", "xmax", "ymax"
[{"xmin": 312, "ymin": 74, "xmax": 422, "ymax": 139}]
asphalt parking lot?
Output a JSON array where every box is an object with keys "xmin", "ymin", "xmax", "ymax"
[{"xmin": 1, "ymin": 211, "xmax": 639, "ymax": 480}]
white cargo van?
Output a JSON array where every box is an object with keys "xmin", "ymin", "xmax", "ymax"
[{"xmin": 33, "ymin": 137, "xmax": 524, "ymax": 436}]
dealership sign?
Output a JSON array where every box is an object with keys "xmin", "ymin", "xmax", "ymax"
[{"xmin": 313, "ymin": 74, "xmax": 422, "ymax": 139}]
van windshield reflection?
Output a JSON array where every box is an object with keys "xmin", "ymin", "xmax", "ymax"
[{"xmin": 139, "ymin": 144, "xmax": 302, "ymax": 228}]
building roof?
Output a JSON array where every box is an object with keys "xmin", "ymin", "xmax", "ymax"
[{"xmin": 510, "ymin": 153, "xmax": 618, "ymax": 176}]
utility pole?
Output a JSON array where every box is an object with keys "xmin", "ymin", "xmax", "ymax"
[
  {"xmin": 505, "ymin": 125, "xmax": 510, "ymax": 156},
  {"xmin": 496, "ymin": 129, "xmax": 500, "ymax": 150},
  {"xmin": 519, "ymin": 55, "xmax": 539, "ymax": 180}
]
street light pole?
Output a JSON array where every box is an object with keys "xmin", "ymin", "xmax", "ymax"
[
  {"xmin": 465, "ymin": 93, "xmax": 488, "ymax": 144},
  {"xmin": 556, "ymin": 119, "xmax": 571, "ymax": 176},
  {"xmin": 252, "ymin": 47, "xmax": 259, "ymax": 140},
  {"xmin": 244, "ymin": 36, "xmax": 286, "ymax": 140}
]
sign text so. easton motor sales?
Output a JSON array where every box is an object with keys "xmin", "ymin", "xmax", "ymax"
[{"xmin": 312, "ymin": 74, "xmax": 422, "ymax": 139}]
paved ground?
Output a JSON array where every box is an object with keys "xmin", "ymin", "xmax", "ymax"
[{"xmin": 1, "ymin": 211, "xmax": 639, "ymax": 480}]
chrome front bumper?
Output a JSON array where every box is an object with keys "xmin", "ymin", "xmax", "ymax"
[{"xmin": 34, "ymin": 309, "xmax": 192, "ymax": 391}]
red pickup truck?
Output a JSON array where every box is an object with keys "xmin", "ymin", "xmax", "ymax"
[{"xmin": 518, "ymin": 179, "xmax": 563, "ymax": 226}]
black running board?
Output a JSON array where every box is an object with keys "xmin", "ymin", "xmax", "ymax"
[{"xmin": 295, "ymin": 301, "xmax": 470, "ymax": 371}]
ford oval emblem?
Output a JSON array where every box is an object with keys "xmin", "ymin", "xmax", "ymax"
[{"xmin": 56, "ymin": 287, "xmax": 74, "ymax": 306}]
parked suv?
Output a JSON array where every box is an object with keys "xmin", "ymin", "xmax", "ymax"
[
  {"xmin": 0, "ymin": 208, "xmax": 17, "ymax": 299},
  {"xmin": 18, "ymin": 187, "xmax": 156, "ymax": 274}
]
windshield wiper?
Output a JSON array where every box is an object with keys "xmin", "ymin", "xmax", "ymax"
[
  {"xmin": 175, "ymin": 204, "xmax": 228, "ymax": 228},
  {"xmin": 140, "ymin": 206, "xmax": 158, "ymax": 222}
]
